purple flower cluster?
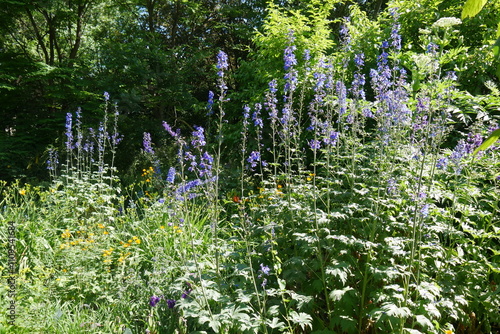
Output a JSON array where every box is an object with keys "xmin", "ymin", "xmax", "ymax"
[
  {"xmin": 207, "ymin": 90, "xmax": 215, "ymax": 115},
  {"xmin": 247, "ymin": 151, "xmax": 262, "ymax": 169},
  {"xmin": 351, "ymin": 53, "xmax": 366, "ymax": 100},
  {"xmin": 265, "ymin": 80, "xmax": 279, "ymax": 123},
  {"xmin": 166, "ymin": 167, "xmax": 176, "ymax": 183},
  {"xmin": 176, "ymin": 178, "xmax": 203, "ymax": 198},
  {"xmin": 143, "ymin": 132, "xmax": 155, "ymax": 154},
  {"xmin": 65, "ymin": 113, "xmax": 73, "ymax": 150},
  {"xmin": 162, "ymin": 121, "xmax": 181, "ymax": 138},
  {"xmin": 216, "ymin": 50, "xmax": 229, "ymax": 78},
  {"xmin": 149, "ymin": 295, "xmax": 176, "ymax": 309},
  {"xmin": 46, "ymin": 148, "xmax": 59, "ymax": 171},
  {"xmin": 191, "ymin": 126, "xmax": 206, "ymax": 149}
]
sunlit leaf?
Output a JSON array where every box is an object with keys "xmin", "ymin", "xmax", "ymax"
[{"xmin": 461, "ymin": 0, "xmax": 488, "ymax": 19}]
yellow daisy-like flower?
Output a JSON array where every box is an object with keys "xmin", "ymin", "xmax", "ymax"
[
  {"xmin": 159, "ymin": 225, "xmax": 165, "ymax": 229},
  {"xmin": 443, "ymin": 330, "xmax": 453, "ymax": 334},
  {"xmin": 103, "ymin": 248, "xmax": 114, "ymax": 257},
  {"xmin": 103, "ymin": 231, "xmax": 109, "ymax": 235},
  {"xmin": 19, "ymin": 189, "xmax": 26, "ymax": 195},
  {"xmin": 132, "ymin": 236, "xmax": 141, "ymax": 244},
  {"xmin": 61, "ymin": 229, "xmax": 71, "ymax": 238},
  {"xmin": 98, "ymin": 223, "xmax": 105, "ymax": 229}
]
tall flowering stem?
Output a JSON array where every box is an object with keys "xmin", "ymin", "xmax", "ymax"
[
  {"xmin": 265, "ymin": 79, "xmax": 279, "ymax": 177},
  {"xmin": 213, "ymin": 50, "xmax": 229, "ymax": 278}
]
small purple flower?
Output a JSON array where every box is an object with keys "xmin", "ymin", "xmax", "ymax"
[
  {"xmin": 162, "ymin": 121, "xmax": 180, "ymax": 138},
  {"xmin": 104, "ymin": 91, "xmax": 110, "ymax": 101},
  {"xmin": 252, "ymin": 109, "xmax": 263, "ymax": 129},
  {"xmin": 149, "ymin": 295, "xmax": 161, "ymax": 307},
  {"xmin": 387, "ymin": 178, "xmax": 397, "ymax": 195},
  {"xmin": 166, "ymin": 167, "xmax": 176, "ymax": 183},
  {"xmin": 420, "ymin": 204, "xmax": 429, "ymax": 218},
  {"xmin": 268, "ymin": 79, "xmax": 278, "ymax": 94},
  {"xmin": 426, "ymin": 42, "xmax": 439, "ymax": 54},
  {"xmin": 247, "ymin": 151, "xmax": 261, "ymax": 168},
  {"xmin": 323, "ymin": 130, "xmax": 339, "ymax": 146},
  {"xmin": 202, "ymin": 151, "xmax": 213, "ymax": 164},
  {"xmin": 303, "ymin": 49, "xmax": 311, "ymax": 62},
  {"xmin": 176, "ymin": 179, "xmax": 203, "ymax": 196},
  {"xmin": 309, "ymin": 139, "xmax": 321, "ymax": 150},
  {"xmin": 260, "ymin": 263, "xmax": 270, "ymax": 276},
  {"xmin": 181, "ymin": 288, "xmax": 192, "ymax": 299},
  {"xmin": 166, "ymin": 299, "xmax": 176, "ymax": 309},
  {"xmin": 437, "ymin": 157, "xmax": 448, "ymax": 169}
]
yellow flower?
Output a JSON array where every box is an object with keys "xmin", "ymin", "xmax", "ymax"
[
  {"xmin": 103, "ymin": 231, "xmax": 109, "ymax": 235},
  {"xmin": 160, "ymin": 225, "xmax": 165, "ymax": 229},
  {"xmin": 19, "ymin": 189, "xmax": 26, "ymax": 195},
  {"xmin": 132, "ymin": 236, "xmax": 141, "ymax": 244},
  {"xmin": 443, "ymin": 331, "xmax": 453, "ymax": 334},
  {"xmin": 103, "ymin": 248, "xmax": 114, "ymax": 256},
  {"xmin": 98, "ymin": 224, "xmax": 105, "ymax": 229},
  {"xmin": 61, "ymin": 229, "xmax": 71, "ymax": 238}
]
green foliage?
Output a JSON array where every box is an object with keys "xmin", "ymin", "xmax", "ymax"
[
  {"xmin": 461, "ymin": 0, "xmax": 488, "ymax": 19},
  {"xmin": 1, "ymin": 1, "xmax": 500, "ymax": 333}
]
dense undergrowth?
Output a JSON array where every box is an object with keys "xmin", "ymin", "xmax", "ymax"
[{"xmin": 1, "ymin": 6, "xmax": 500, "ymax": 334}]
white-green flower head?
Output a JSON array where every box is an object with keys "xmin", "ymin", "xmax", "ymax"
[{"xmin": 432, "ymin": 17, "xmax": 462, "ymax": 29}]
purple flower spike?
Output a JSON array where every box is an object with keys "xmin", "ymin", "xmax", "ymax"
[
  {"xmin": 216, "ymin": 51, "xmax": 229, "ymax": 77},
  {"xmin": 143, "ymin": 132, "xmax": 155, "ymax": 154}
]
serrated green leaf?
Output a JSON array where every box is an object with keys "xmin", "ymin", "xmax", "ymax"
[
  {"xmin": 329, "ymin": 287, "xmax": 354, "ymax": 301},
  {"xmin": 473, "ymin": 129, "xmax": 500, "ymax": 155},
  {"xmin": 289, "ymin": 311, "xmax": 313, "ymax": 331},
  {"xmin": 461, "ymin": 0, "xmax": 488, "ymax": 19},
  {"xmin": 381, "ymin": 302, "xmax": 412, "ymax": 318},
  {"xmin": 415, "ymin": 314, "xmax": 433, "ymax": 329}
]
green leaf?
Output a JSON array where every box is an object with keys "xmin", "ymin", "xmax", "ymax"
[
  {"xmin": 289, "ymin": 311, "xmax": 313, "ymax": 331},
  {"xmin": 461, "ymin": 0, "xmax": 488, "ymax": 19},
  {"xmin": 415, "ymin": 315, "xmax": 433, "ymax": 330},
  {"xmin": 493, "ymin": 37, "xmax": 500, "ymax": 58},
  {"xmin": 473, "ymin": 129, "xmax": 500, "ymax": 155}
]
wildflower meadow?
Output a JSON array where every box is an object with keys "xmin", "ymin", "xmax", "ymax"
[{"xmin": 1, "ymin": 1, "xmax": 500, "ymax": 333}]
